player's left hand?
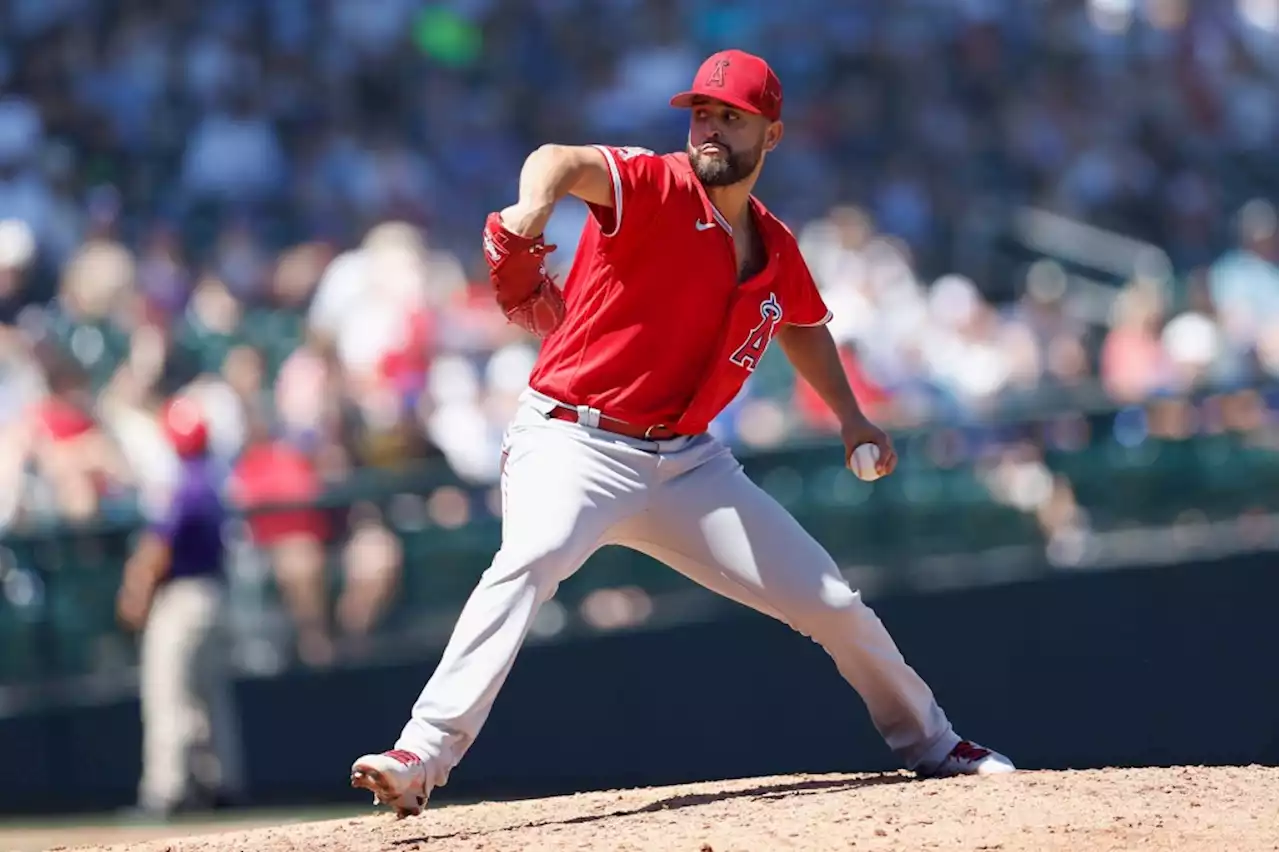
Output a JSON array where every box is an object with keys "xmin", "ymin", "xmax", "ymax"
[
  {"xmin": 482, "ymin": 211, "xmax": 565, "ymax": 337},
  {"xmin": 840, "ymin": 415, "xmax": 898, "ymax": 478}
]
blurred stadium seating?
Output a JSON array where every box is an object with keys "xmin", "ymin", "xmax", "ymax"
[{"xmin": 0, "ymin": 0, "xmax": 1276, "ymax": 710}]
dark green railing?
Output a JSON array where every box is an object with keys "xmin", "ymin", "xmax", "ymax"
[{"xmin": 0, "ymin": 388, "xmax": 1275, "ymax": 703}]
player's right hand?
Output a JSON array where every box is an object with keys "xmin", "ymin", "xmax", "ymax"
[
  {"xmin": 483, "ymin": 211, "xmax": 565, "ymax": 338},
  {"xmin": 840, "ymin": 415, "xmax": 898, "ymax": 478}
]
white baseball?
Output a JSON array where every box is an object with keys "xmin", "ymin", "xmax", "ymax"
[{"xmin": 850, "ymin": 443, "xmax": 883, "ymax": 482}]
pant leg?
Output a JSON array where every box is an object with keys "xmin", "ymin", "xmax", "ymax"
[
  {"xmin": 625, "ymin": 437, "xmax": 959, "ymax": 771},
  {"xmin": 139, "ymin": 573, "xmax": 227, "ymax": 808},
  {"xmin": 394, "ymin": 403, "xmax": 654, "ymax": 790},
  {"xmin": 138, "ymin": 582, "xmax": 192, "ymax": 810},
  {"xmin": 188, "ymin": 579, "xmax": 245, "ymax": 799}
]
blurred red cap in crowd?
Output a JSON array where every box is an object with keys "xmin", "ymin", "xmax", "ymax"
[{"xmin": 161, "ymin": 396, "xmax": 209, "ymax": 458}]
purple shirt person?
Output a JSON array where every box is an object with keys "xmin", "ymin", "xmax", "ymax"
[
  {"xmin": 119, "ymin": 399, "xmax": 225, "ymax": 625},
  {"xmin": 117, "ymin": 396, "xmax": 245, "ymax": 815},
  {"xmin": 148, "ymin": 454, "xmax": 227, "ymax": 583}
]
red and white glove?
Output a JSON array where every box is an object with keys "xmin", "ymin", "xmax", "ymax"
[{"xmin": 482, "ymin": 212, "xmax": 565, "ymax": 338}]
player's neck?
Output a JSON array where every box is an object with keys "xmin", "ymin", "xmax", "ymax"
[{"xmin": 705, "ymin": 182, "xmax": 755, "ymax": 232}]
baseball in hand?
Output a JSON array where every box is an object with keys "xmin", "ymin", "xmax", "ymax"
[{"xmin": 849, "ymin": 443, "xmax": 883, "ymax": 482}]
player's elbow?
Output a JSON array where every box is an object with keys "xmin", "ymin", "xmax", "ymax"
[
  {"xmin": 523, "ymin": 144, "xmax": 613, "ymax": 209},
  {"xmin": 527, "ymin": 143, "xmax": 589, "ymax": 167},
  {"xmin": 525, "ymin": 143, "xmax": 566, "ymax": 169}
]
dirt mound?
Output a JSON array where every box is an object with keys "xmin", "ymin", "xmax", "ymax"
[{"xmin": 66, "ymin": 765, "xmax": 1277, "ymax": 852}]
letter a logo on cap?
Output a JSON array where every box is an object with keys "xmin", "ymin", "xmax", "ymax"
[
  {"xmin": 706, "ymin": 57, "xmax": 730, "ymax": 88},
  {"xmin": 670, "ymin": 50, "xmax": 783, "ymax": 122}
]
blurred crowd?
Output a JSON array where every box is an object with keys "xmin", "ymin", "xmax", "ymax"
[{"xmin": 0, "ymin": 1, "xmax": 1276, "ymax": 656}]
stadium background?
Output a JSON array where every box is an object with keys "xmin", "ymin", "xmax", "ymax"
[{"xmin": 0, "ymin": 0, "xmax": 1276, "ymax": 843}]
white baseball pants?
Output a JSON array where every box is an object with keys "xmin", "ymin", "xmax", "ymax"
[
  {"xmin": 138, "ymin": 576, "xmax": 244, "ymax": 810},
  {"xmin": 394, "ymin": 389, "xmax": 960, "ymax": 790}
]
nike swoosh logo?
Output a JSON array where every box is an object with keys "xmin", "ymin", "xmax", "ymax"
[{"xmin": 695, "ymin": 220, "xmax": 717, "ymax": 231}]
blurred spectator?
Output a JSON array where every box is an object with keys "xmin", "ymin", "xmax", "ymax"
[
  {"xmin": 334, "ymin": 503, "xmax": 403, "ymax": 654},
  {"xmin": 228, "ymin": 415, "xmax": 335, "ymax": 666},
  {"xmin": 1208, "ymin": 200, "xmax": 1279, "ymax": 374},
  {"xmin": 181, "ymin": 91, "xmax": 287, "ymax": 205},
  {"xmin": 224, "ymin": 407, "xmax": 406, "ymax": 667},
  {"xmin": 1002, "ymin": 261, "xmax": 1093, "ymax": 396},
  {"xmin": 5, "ymin": 350, "xmax": 133, "ymax": 523},
  {"xmin": 1100, "ymin": 282, "xmax": 1172, "ymax": 405},
  {"xmin": 0, "ymin": 219, "xmax": 40, "ymax": 323}
]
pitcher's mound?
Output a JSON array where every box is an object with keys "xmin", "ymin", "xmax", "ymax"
[{"xmin": 71, "ymin": 764, "xmax": 1278, "ymax": 852}]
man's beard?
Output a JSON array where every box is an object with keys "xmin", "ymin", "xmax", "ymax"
[{"xmin": 687, "ymin": 139, "xmax": 764, "ymax": 187}]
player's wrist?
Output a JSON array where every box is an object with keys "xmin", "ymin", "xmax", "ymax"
[
  {"xmin": 835, "ymin": 405, "xmax": 871, "ymax": 432},
  {"xmin": 500, "ymin": 201, "xmax": 555, "ymax": 238}
]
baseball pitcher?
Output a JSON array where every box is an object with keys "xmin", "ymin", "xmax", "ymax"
[{"xmin": 352, "ymin": 49, "xmax": 1014, "ymax": 817}]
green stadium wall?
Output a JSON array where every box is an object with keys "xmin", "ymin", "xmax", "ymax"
[{"xmin": 0, "ymin": 551, "xmax": 1275, "ymax": 815}]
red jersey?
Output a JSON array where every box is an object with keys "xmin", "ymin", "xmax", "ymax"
[
  {"xmin": 528, "ymin": 145, "xmax": 832, "ymax": 435},
  {"xmin": 229, "ymin": 440, "xmax": 331, "ymax": 546}
]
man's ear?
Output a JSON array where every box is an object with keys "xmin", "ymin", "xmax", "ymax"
[{"xmin": 765, "ymin": 120, "xmax": 785, "ymax": 153}]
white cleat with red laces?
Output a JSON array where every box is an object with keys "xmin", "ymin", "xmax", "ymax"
[
  {"xmin": 350, "ymin": 750, "xmax": 431, "ymax": 817},
  {"xmin": 920, "ymin": 740, "xmax": 1017, "ymax": 778}
]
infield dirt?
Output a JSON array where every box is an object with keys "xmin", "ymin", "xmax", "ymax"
[{"xmin": 40, "ymin": 764, "xmax": 1280, "ymax": 852}]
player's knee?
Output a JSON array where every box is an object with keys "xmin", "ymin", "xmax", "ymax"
[{"xmin": 781, "ymin": 571, "xmax": 869, "ymax": 637}]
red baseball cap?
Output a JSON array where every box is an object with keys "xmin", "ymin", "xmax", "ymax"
[
  {"xmin": 670, "ymin": 50, "xmax": 783, "ymax": 122},
  {"xmin": 161, "ymin": 396, "xmax": 209, "ymax": 458}
]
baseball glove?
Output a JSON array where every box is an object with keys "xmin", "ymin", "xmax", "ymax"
[{"xmin": 482, "ymin": 212, "xmax": 566, "ymax": 338}]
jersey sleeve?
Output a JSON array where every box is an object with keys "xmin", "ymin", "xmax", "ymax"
[
  {"xmin": 145, "ymin": 484, "xmax": 184, "ymax": 543},
  {"xmin": 783, "ymin": 249, "xmax": 833, "ymax": 327},
  {"xmin": 585, "ymin": 145, "xmax": 668, "ymax": 244}
]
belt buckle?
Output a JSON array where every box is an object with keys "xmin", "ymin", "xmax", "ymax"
[{"xmin": 643, "ymin": 423, "xmax": 668, "ymax": 440}]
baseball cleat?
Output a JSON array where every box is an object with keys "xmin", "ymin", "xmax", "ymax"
[
  {"xmin": 350, "ymin": 750, "xmax": 430, "ymax": 818},
  {"xmin": 919, "ymin": 740, "xmax": 1016, "ymax": 778}
]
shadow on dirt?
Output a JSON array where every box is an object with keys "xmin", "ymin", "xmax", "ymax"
[{"xmin": 391, "ymin": 773, "xmax": 917, "ymax": 846}]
